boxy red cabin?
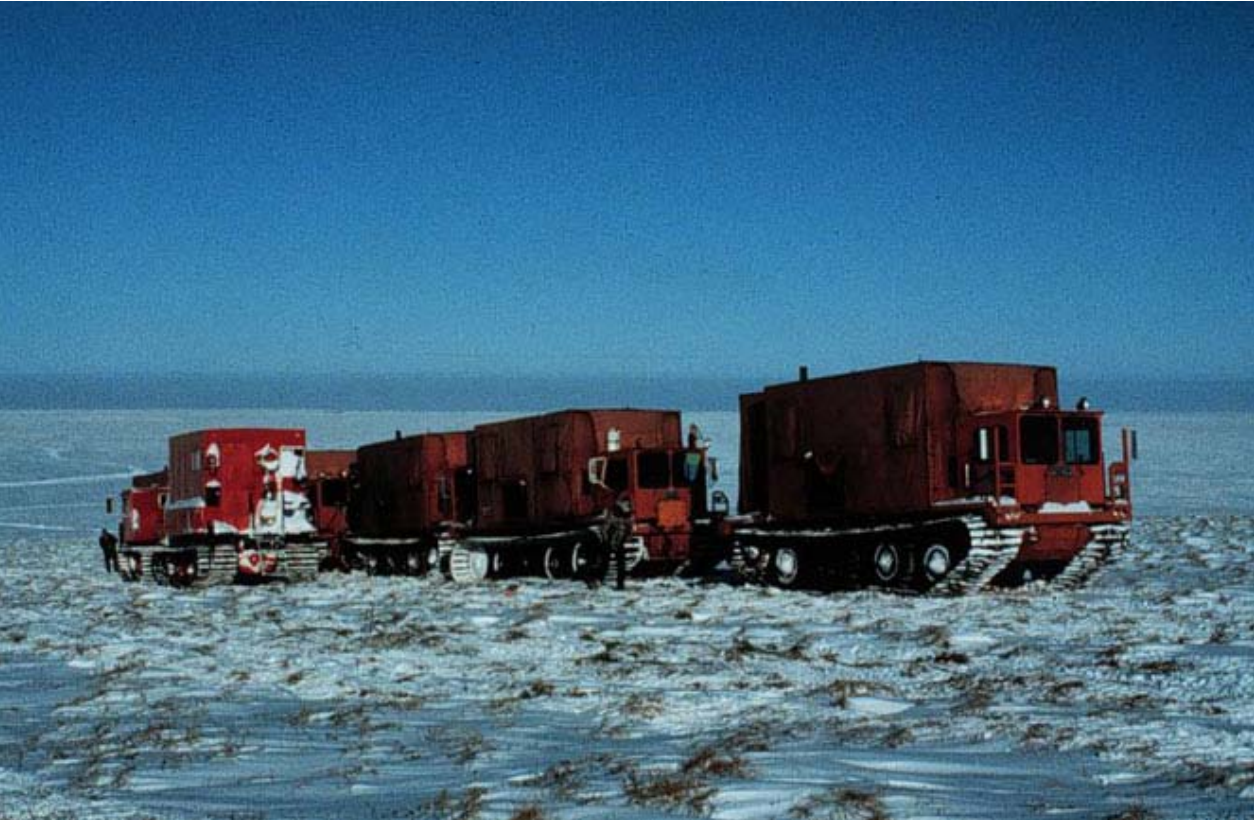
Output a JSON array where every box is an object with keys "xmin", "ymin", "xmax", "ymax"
[
  {"xmin": 739, "ymin": 362, "xmax": 1085, "ymax": 520},
  {"xmin": 120, "ymin": 469, "xmax": 168, "ymax": 546},
  {"xmin": 165, "ymin": 428, "xmax": 314, "ymax": 543},
  {"xmin": 474, "ymin": 410, "xmax": 677, "ymax": 529},
  {"xmin": 471, "ymin": 409, "xmax": 701, "ymax": 563},
  {"xmin": 739, "ymin": 361, "xmax": 1129, "ymax": 561},
  {"xmin": 350, "ymin": 432, "xmax": 471, "ymax": 538}
]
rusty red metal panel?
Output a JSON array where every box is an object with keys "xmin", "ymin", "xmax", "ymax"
[
  {"xmin": 351, "ymin": 432, "xmax": 470, "ymax": 538},
  {"xmin": 741, "ymin": 362, "xmax": 1081, "ymax": 524},
  {"xmin": 472, "ymin": 409, "xmax": 684, "ymax": 534},
  {"xmin": 306, "ymin": 450, "xmax": 354, "ymax": 478},
  {"xmin": 944, "ymin": 362, "xmax": 1057, "ymax": 414},
  {"xmin": 738, "ymin": 391, "xmax": 768, "ymax": 515}
]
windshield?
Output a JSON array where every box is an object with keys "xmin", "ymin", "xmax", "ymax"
[
  {"xmin": 1020, "ymin": 415, "xmax": 1059, "ymax": 465},
  {"xmin": 1063, "ymin": 417, "xmax": 1100, "ymax": 464},
  {"xmin": 637, "ymin": 451, "xmax": 670, "ymax": 489}
]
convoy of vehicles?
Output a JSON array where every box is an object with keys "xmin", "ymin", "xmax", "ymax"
[{"xmin": 107, "ymin": 361, "xmax": 1134, "ymax": 593}]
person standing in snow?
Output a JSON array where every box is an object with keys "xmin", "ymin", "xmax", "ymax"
[
  {"xmin": 99, "ymin": 527, "xmax": 119, "ymax": 573},
  {"xmin": 603, "ymin": 494, "xmax": 633, "ymax": 590}
]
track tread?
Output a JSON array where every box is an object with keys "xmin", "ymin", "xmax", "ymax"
[{"xmin": 1048, "ymin": 523, "xmax": 1130, "ymax": 590}]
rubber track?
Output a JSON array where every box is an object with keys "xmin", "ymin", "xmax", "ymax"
[
  {"xmin": 281, "ymin": 541, "xmax": 325, "ymax": 583},
  {"xmin": 1048, "ymin": 523, "xmax": 1130, "ymax": 591},
  {"xmin": 192, "ymin": 545, "xmax": 237, "ymax": 587},
  {"xmin": 929, "ymin": 516, "xmax": 1023, "ymax": 596}
]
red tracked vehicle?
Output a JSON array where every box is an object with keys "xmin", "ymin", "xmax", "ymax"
[
  {"xmin": 445, "ymin": 409, "xmax": 714, "ymax": 583},
  {"xmin": 116, "ymin": 469, "xmax": 169, "ymax": 580},
  {"xmin": 731, "ymin": 362, "xmax": 1134, "ymax": 593},
  {"xmin": 133, "ymin": 428, "xmax": 324, "ymax": 585},
  {"xmin": 340, "ymin": 431, "xmax": 472, "ymax": 575}
]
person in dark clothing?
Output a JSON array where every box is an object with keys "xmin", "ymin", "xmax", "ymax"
[
  {"xmin": 99, "ymin": 528, "xmax": 119, "ymax": 573},
  {"xmin": 603, "ymin": 494, "xmax": 634, "ymax": 590}
]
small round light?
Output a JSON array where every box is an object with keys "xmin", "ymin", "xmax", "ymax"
[{"xmin": 1076, "ymin": 397, "xmax": 1091, "ymax": 411}]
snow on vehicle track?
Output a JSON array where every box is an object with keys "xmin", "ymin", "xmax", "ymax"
[{"xmin": 2, "ymin": 515, "xmax": 1254, "ymax": 819}]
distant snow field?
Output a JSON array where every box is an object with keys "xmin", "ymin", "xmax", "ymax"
[{"xmin": 1, "ymin": 409, "xmax": 1252, "ymax": 819}]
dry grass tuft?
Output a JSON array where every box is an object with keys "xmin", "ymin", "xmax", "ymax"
[
  {"xmin": 1103, "ymin": 805, "xmax": 1159, "ymax": 820},
  {"xmin": 419, "ymin": 785, "xmax": 488, "ymax": 820},
  {"xmin": 790, "ymin": 787, "xmax": 892, "ymax": 820}
]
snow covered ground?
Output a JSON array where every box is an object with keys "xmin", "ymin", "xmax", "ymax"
[{"xmin": 2, "ymin": 409, "xmax": 1252, "ymax": 819}]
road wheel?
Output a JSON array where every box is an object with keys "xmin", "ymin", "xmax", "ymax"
[
  {"xmin": 872, "ymin": 543, "xmax": 902, "ymax": 586},
  {"xmin": 770, "ymin": 546, "xmax": 803, "ymax": 588},
  {"xmin": 921, "ymin": 543, "xmax": 952, "ymax": 582},
  {"xmin": 404, "ymin": 550, "xmax": 424, "ymax": 576},
  {"xmin": 543, "ymin": 545, "xmax": 569, "ymax": 580}
]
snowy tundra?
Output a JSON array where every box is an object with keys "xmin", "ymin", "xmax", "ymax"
[{"xmin": 1, "ymin": 409, "xmax": 1252, "ymax": 820}]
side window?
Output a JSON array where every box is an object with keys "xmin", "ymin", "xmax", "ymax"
[
  {"xmin": 673, "ymin": 451, "xmax": 700, "ymax": 487},
  {"xmin": 1020, "ymin": 416, "xmax": 1059, "ymax": 465},
  {"xmin": 637, "ymin": 452, "xmax": 670, "ymax": 489},
  {"xmin": 973, "ymin": 426, "xmax": 1010, "ymax": 463},
  {"xmin": 605, "ymin": 457, "xmax": 629, "ymax": 493},
  {"xmin": 1063, "ymin": 418, "xmax": 1099, "ymax": 465}
]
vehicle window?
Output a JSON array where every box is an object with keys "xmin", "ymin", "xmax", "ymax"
[
  {"xmin": 605, "ymin": 457, "xmax": 629, "ymax": 493},
  {"xmin": 1020, "ymin": 416, "xmax": 1059, "ymax": 465},
  {"xmin": 973, "ymin": 426, "xmax": 1010, "ymax": 463},
  {"xmin": 637, "ymin": 451, "xmax": 670, "ymax": 489},
  {"xmin": 1063, "ymin": 417, "xmax": 1099, "ymax": 464},
  {"xmin": 672, "ymin": 451, "xmax": 699, "ymax": 487},
  {"xmin": 204, "ymin": 483, "xmax": 222, "ymax": 507}
]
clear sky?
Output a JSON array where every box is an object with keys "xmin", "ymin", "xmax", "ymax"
[{"xmin": 2, "ymin": 4, "xmax": 1251, "ymax": 381}]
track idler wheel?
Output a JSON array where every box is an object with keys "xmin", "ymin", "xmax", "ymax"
[
  {"xmin": 403, "ymin": 549, "xmax": 425, "ymax": 576},
  {"xmin": 543, "ymin": 545, "xmax": 570, "ymax": 580},
  {"xmin": 872, "ymin": 543, "xmax": 903, "ymax": 587},
  {"xmin": 921, "ymin": 543, "xmax": 952, "ymax": 583},
  {"xmin": 770, "ymin": 546, "xmax": 803, "ymax": 588}
]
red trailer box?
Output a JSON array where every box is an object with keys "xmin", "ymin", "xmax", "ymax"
[
  {"xmin": 119, "ymin": 469, "xmax": 168, "ymax": 547},
  {"xmin": 342, "ymin": 432, "xmax": 471, "ymax": 574},
  {"xmin": 159, "ymin": 428, "xmax": 320, "ymax": 583},
  {"xmin": 734, "ymin": 362, "xmax": 1132, "ymax": 592},
  {"xmin": 305, "ymin": 449, "xmax": 355, "ymax": 538},
  {"xmin": 460, "ymin": 409, "xmax": 707, "ymax": 581}
]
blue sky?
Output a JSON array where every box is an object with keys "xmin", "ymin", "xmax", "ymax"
[{"xmin": 1, "ymin": 4, "xmax": 1251, "ymax": 380}]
